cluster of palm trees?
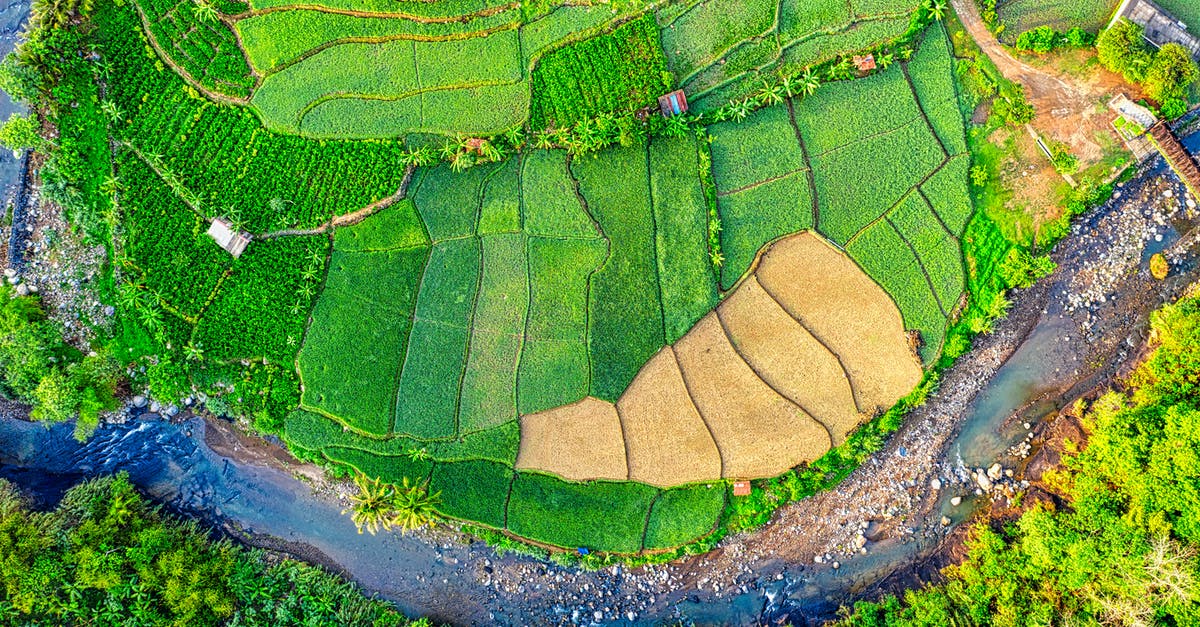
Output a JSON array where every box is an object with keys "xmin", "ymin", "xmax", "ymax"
[
  {"xmin": 709, "ymin": 0, "xmax": 944, "ymax": 124},
  {"xmin": 342, "ymin": 473, "xmax": 441, "ymax": 536},
  {"xmin": 30, "ymin": 0, "xmax": 92, "ymax": 30}
]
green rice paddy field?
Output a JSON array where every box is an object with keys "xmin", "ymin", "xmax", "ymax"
[
  {"xmin": 133, "ymin": 0, "xmax": 926, "ymax": 137},
  {"xmin": 104, "ymin": 0, "xmax": 974, "ymax": 553}
]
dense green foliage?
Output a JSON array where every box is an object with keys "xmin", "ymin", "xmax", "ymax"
[
  {"xmin": 0, "ymin": 474, "xmax": 422, "ymax": 625},
  {"xmin": 133, "ymin": 0, "xmax": 255, "ymax": 99},
  {"xmin": 530, "ymin": 15, "xmax": 671, "ymax": 129},
  {"xmin": 837, "ymin": 294, "xmax": 1200, "ymax": 625},
  {"xmin": 0, "ymin": 286, "xmax": 120, "ymax": 441},
  {"xmin": 1097, "ymin": 20, "xmax": 1199, "ymax": 117}
]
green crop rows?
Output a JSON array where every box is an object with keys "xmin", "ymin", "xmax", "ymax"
[
  {"xmin": 530, "ymin": 14, "xmax": 671, "ymax": 129},
  {"xmin": 133, "ymin": 0, "xmax": 256, "ymax": 99},
  {"xmin": 708, "ymin": 24, "xmax": 968, "ymax": 362}
]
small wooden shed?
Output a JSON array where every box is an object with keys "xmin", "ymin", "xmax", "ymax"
[
  {"xmin": 658, "ymin": 90, "xmax": 688, "ymax": 117},
  {"xmin": 207, "ymin": 218, "xmax": 251, "ymax": 258},
  {"xmin": 853, "ymin": 54, "xmax": 877, "ymax": 73},
  {"xmin": 732, "ymin": 480, "xmax": 752, "ymax": 497}
]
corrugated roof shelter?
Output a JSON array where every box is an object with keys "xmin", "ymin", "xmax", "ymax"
[
  {"xmin": 658, "ymin": 90, "xmax": 688, "ymax": 117},
  {"xmin": 732, "ymin": 480, "xmax": 752, "ymax": 497},
  {"xmin": 853, "ymin": 54, "xmax": 877, "ymax": 72},
  {"xmin": 207, "ymin": 218, "xmax": 251, "ymax": 258},
  {"xmin": 1109, "ymin": 0, "xmax": 1200, "ymax": 60}
]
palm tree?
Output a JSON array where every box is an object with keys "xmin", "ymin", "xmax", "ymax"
[
  {"xmin": 780, "ymin": 74, "xmax": 797, "ymax": 99},
  {"xmin": 183, "ymin": 341, "xmax": 204, "ymax": 362},
  {"xmin": 730, "ymin": 98, "xmax": 754, "ymax": 121},
  {"xmin": 801, "ymin": 68, "xmax": 820, "ymax": 96},
  {"xmin": 192, "ymin": 0, "xmax": 219, "ymax": 23},
  {"xmin": 533, "ymin": 132, "xmax": 556, "ymax": 150},
  {"xmin": 877, "ymin": 52, "xmax": 895, "ymax": 70},
  {"xmin": 343, "ymin": 474, "xmax": 397, "ymax": 535},
  {"xmin": 927, "ymin": 0, "xmax": 946, "ymax": 21},
  {"xmin": 390, "ymin": 478, "xmax": 440, "ymax": 534},
  {"xmin": 756, "ymin": 79, "xmax": 784, "ymax": 106}
]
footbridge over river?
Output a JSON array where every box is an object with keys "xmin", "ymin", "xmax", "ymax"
[{"xmin": 1148, "ymin": 121, "xmax": 1200, "ymax": 200}]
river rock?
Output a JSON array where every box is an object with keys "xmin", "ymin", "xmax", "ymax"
[
  {"xmin": 2, "ymin": 268, "xmax": 13, "ymax": 278},
  {"xmin": 987, "ymin": 463, "xmax": 1003, "ymax": 481},
  {"xmin": 15, "ymin": 283, "xmax": 28, "ymax": 296},
  {"xmin": 976, "ymin": 473, "xmax": 993, "ymax": 491},
  {"xmin": 930, "ymin": 478, "xmax": 942, "ymax": 490},
  {"xmin": 132, "ymin": 395, "xmax": 147, "ymax": 408},
  {"xmin": 165, "ymin": 405, "xmax": 179, "ymax": 417},
  {"xmin": 941, "ymin": 516, "xmax": 951, "ymax": 527},
  {"xmin": 950, "ymin": 496, "xmax": 962, "ymax": 506}
]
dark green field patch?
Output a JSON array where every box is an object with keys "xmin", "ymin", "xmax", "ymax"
[
  {"xmin": 649, "ymin": 135, "xmax": 719, "ymax": 343},
  {"xmin": 479, "ymin": 157, "xmax": 523, "ymax": 235},
  {"xmin": 717, "ymin": 170, "xmax": 814, "ymax": 290},
  {"xmin": 334, "ymin": 199, "xmax": 430, "ymax": 252},
  {"xmin": 643, "ymin": 484, "xmax": 726, "ymax": 550},
  {"xmin": 298, "ymin": 247, "xmax": 428, "ymax": 436},
  {"xmin": 530, "ymin": 14, "xmax": 671, "ymax": 129},
  {"xmin": 429, "ymin": 460, "xmax": 514, "ymax": 528},
  {"xmin": 411, "ymin": 165, "xmax": 486, "ymax": 241},
  {"xmin": 119, "ymin": 155, "xmax": 230, "ymax": 319},
  {"xmin": 193, "ymin": 235, "xmax": 327, "ymax": 363},
  {"xmin": 709, "ymin": 104, "xmax": 806, "ymax": 193},
  {"xmin": 324, "ymin": 446, "xmax": 434, "ymax": 485},
  {"xmin": 506, "ymin": 473, "xmax": 658, "ymax": 553},
  {"xmin": 521, "ymin": 150, "xmax": 597, "ymax": 238},
  {"xmin": 573, "ymin": 141, "xmax": 666, "ymax": 401}
]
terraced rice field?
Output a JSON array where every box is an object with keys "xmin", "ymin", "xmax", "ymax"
[
  {"xmin": 132, "ymin": 0, "xmax": 927, "ymax": 138},
  {"xmin": 659, "ymin": 0, "xmax": 922, "ymax": 111},
  {"xmin": 710, "ymin": 24, "xmax": 969, "ymax": 362},
  {"xmin": 112, "ymin": 0, "xmax": 968, "ymax": 552}
]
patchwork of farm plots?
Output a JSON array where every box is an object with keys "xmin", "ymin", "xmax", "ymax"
[
  {"xmin": 132, "ymin": 0, "xmax": 927, "ymax": 138},
  {"xmin": 658, "ymin": 0, "xmax": 922, "ymax": 110},
  {"xmin": 104, "ymin": 0, "xmax": 973, "ymax": 553},
  {"xmin": 710, "ymin": 23, "xmax": 970, "ymax": 362},
  {"xmin": 289, "ymin": 25, "xmax": 969, "ymax": 551}
]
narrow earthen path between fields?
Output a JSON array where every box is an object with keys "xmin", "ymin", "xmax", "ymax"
[{"xmin": 948, "ymin": 0, "xmax": 1078, "ymax": 104}]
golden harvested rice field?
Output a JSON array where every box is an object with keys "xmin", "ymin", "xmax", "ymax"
[{"xmin": 516, "ymin": 231, "xmax": 922, "ymax": 485}]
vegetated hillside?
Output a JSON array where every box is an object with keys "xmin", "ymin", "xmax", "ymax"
[
  {"xmin": 836, "ymin": 293, "xmax": 1200, "ymax": 626},
  {"xmin": 0, "ymin": 474, "xmax": 424, "ymax": 626}
]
